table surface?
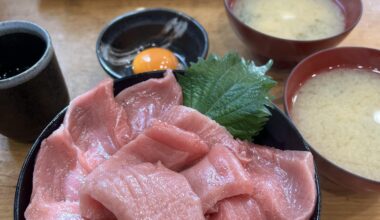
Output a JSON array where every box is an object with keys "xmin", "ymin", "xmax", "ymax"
[{"xmin": 1, "ymin": 0, "xmax": 380, "ymax": 219}]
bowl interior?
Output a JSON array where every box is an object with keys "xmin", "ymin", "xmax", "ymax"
[
  {"xmin": 15, "ymin": 71, "xmax": 321, "ymax": 220},
  {"xmin": 223, "ymin": 0, "xmax": 362, "ymax": 67},
  {"xmin": 96, "ymin": 8, "xmax": 209, "ymax": 78},
  {"xmin": 285, "ymin": 47, "xmax": 380, "ymax": 113},
  {"xmin": 225, "ymin": 0, "xmax": 362, "ymax": 41},
  {"xmin": 284, "ymin": 47, "xmax": 380, "ymax": 191}
]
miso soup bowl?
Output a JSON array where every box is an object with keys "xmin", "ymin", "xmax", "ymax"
[
  {"xmin": 224, "ymin": 0, "xmax": 363, "ymax": 67},
  {"xmin": 15, "ymin": 70, "xmax": 321, "ymax": 219},
  {"xmin": 284, "ymin": 47, "xmax": 380, "ymax": 192}
]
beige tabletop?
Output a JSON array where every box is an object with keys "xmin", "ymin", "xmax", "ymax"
[{"xmin": 1, "ymin": 0, "xmax": 380, "ymax": 219}]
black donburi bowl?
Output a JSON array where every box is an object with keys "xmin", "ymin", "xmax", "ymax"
[{"xmin": 14, "ymin": 70, "xmax": 321, "ymax": 220}]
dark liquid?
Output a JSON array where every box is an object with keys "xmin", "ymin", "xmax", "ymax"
[{"xmin": 0, "ymin": 33, "xmax": 46, "ymax": 80}]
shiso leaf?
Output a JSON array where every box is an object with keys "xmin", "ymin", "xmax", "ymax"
[{"xmin": 178, "ymin": 53, "xmax": 276, "ymax": 141}]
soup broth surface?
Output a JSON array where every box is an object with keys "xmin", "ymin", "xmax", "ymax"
[
  {"xmin": 292, "ymin": 68, "xmax": 380, "ymax": 181},
  {"xmin": 233, "ymin": 0, "xmax": 345, "ymax": 40}
]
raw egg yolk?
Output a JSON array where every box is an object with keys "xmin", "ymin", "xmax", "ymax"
[{"xmin": 132, "ymin": 48, "xmax": 179, "ymax": 74}]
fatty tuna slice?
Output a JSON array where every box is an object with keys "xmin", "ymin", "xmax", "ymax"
[
  {"xmin": 25, "ymin": 198, "xmax": 82, "ymax": 220},
  {"xmin": 246, "ymin": 144, "xmax": 316, "ymax": 220},
  {"xmin": 209, "ymin": 195, "xmax": 266, "ymax": 220},
  {"xmin": 160, "ymin": 106, "xmax": 256, "ymax": 163},
  {"xmin": 160, "ymin": 106, "xmax": 235, "ymax": 149},
  {"xmin": 115, "ymin": 70, "xmax": 182, "ymax": 138},
  {"xmin": 80, "ymin": 162, "xmax": 204, "ymax": 220},
  {"xmin": 114, "ymin": 120, "xmax": 209, "ymax": 171},
  {"xmin": 110, "ymin": 119, "xmax": 209, "ymax": 171},
  {"xmin": 64, "ymin": 78, "xmax": 131, "ymax": 170},
  {"xmin": 79, "ymin": 121, "xmax": 208, "ymax": 219},
  {"xmin": 29, "ymin": 125, "xmax": 86, "ymax": 202},
  {"xmin": 181, "ymin": 146, "xmax": 253, "ymax": 213},
  {"xmin": 25, "ymin": 126, "xmax": 86, "ymax": 220}
]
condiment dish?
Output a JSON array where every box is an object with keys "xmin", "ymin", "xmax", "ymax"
[{"xmin": 96, "ymin": 8, "xmax": 209, "ymax": 78}]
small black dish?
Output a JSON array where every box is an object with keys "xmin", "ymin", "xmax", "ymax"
[
  {"xmin": 96, "ymin": 8, "xmax": 209, "ymax": 78},
  {"xmin": 14, "ymin": 70, "xmax": 321, "ymax": 220}
]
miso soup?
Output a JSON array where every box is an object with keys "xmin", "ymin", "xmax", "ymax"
[
  {"xmin": 233, "ymin": 0, "xmax": 345, "ymax": 41},
  {"xmin": 292, "ymin": 68, "xmax": 380, "ymax": 181}
]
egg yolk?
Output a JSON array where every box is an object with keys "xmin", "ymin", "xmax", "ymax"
[{"xmin": 132, "ymin": 48, "xmax": 179, "ymax": 74}]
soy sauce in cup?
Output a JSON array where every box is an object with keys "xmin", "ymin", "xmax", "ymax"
[
  {"xmin": 0, "ymin": 33, "xmax": 46, "ymax": 79},
  {"xmin": 0, "ymin": 21, "xmax": 69, "ymax": 142}
]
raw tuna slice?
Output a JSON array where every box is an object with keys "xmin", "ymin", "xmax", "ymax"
[
  {"xmin": 209, "ymin": 196, "xmax": 265, "ymax": 220},
  {"xmin": 79, "ymin": 121, "xmax": 208, "ymax": 219},
  {"xmin": 25, "ymin": 199, "xmax": 82, "ymax": 220},
  {"xmin": 80, "ymin": 162, "xmax": 204, "ymax": 220},
  {"xmin": 25, "ymin": 126, "xmax": 86, "ymax": 220},
  {"xmin": 138, "ymin": 120, "xmax": 209, "ymax": 170},
  {"xmin": 64, "ymin": 78, "xmax": 131, "ymax": 170},
  {"xmin": 160, "ymin": 106, "xmax": 235, "ymax": 149},
  {"xmin": 115, "ymin": 70, "xmax": 182, "ymax": 138},
  {"xmin": 29, "ymin": 125, "xmax": 86, "ymax": 202},
  {"xmin": 160, "ymin": 106, "xmax": 256, "ymax": 163},
  {"xmin": 181, "ymin": 146, "xmax": 254, "ymax": 213},
  {"xmin": 106, "ymin": 119, "xmax": 209, "ymax": 171},
  {"xmin": 246, "ymin": 144, "xmax": 316, "ymax": 220}
]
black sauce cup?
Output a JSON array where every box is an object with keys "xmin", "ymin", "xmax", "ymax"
[{"xmin": 0, "ymin": 21, "xmax": 69, "ymax": 142}]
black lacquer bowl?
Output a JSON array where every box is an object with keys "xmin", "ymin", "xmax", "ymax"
[
  {"xmin": 14, "ymin": 70, "xmax": 321, "ymax": 220},
  {"xmin": 96, "ymin": 8, "xmax": 209, "ymax": 78}
]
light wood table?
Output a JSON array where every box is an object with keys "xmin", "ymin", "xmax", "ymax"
[{"xmin": 1, "ymin": 0, "xmax": 379, "ymax": 219}]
